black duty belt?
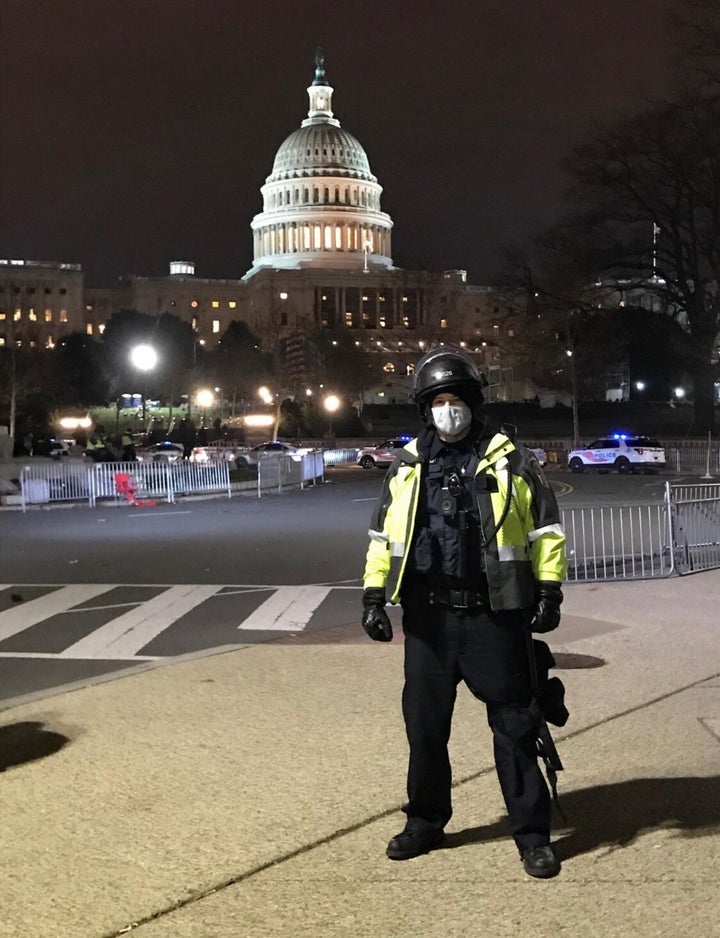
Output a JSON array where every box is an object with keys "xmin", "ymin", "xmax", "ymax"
[{"xmin": 428, "ymin": 587, "xmax": 488, "ymax": 609}]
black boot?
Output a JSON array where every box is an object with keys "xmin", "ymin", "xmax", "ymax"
[
  {"xmin": 386, "ymin": 825, "xmax": 445, "ymax": 860},
  {"xmin": 520, "ymin": 844, "xmax": 561, "ymax": 878}
]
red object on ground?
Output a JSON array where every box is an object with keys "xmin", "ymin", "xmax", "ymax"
[{"xmin": 113, "ymin": 472, "xmax": 157, "ymax": 507}]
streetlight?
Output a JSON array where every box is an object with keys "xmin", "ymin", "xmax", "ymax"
[
  {"xmin": 195, "ymin": 388, "xmax": 215, "ymax": 426},
  {"xmin": 634, "ymin": 380, "xmax": 646, "ymax": 393},
  {"xmin": 129, "ymin": 344, "xmax": 158, "ymax": 428},
  {"xmin": 566, "ymin": 348, "xmax": 580, "ymax": 449},
  {"xmin": 324, "ymin": 394, "xmax": 340, "ymax": 446}
]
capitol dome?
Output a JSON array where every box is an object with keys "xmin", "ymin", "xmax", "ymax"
[
  {"xmin": 247, "ymin": 53, "xmax": 393, "ymax": 275},
  {"xmin": 269, "ymin": 124, "xmax": 373, "ymax": 182}
]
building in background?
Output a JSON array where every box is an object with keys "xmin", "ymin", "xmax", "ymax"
[{"xmin": 0, "ymin": 259, "xmax": 84, "ymax": 349}]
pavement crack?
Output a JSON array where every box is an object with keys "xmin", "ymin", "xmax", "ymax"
[{"xmin": 103, "ymin": 667, "xmax": 720, "ymax": 937}]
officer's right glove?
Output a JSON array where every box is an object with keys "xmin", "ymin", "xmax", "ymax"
[
  {"xmin": 530, "ymin": 581, "xmax": 563, "ymax": 633},
  {"xmin": 361, "ymin": 587, "xmax": 393, "ymax": 642}
]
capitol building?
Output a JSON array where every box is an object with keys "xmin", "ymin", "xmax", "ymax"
[{"xmin": 3, "ymin": 54, "xmax": 526, "ymax": 402}]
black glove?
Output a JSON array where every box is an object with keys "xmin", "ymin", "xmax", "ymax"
[
  {"xmin": 361, "ymin": 587, "xmax": 393, "ymax": 642},
  {"xmin": 531, "ymin": 581, "xmax": 563, "ymax": 633}
]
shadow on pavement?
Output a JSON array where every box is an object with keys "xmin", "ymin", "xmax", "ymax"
[
  {"xmin": 445, "ymin": 776, "xmax": 720, "ymax": 858},
  {"xmin": 0, "ymin": 721, "xmax": 70, "ymax": 772}
]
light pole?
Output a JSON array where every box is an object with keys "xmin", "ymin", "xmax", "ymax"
[
  {"xmin": 566, "ymin": 348, "xmax": 580, "ymax": 449},
  {"xmin": 130, "ymin": 344, "xmax": 158, "ymax": 430},
  {"xmin": 323, "ymin": 394, "xmax": 340, "ymax": 446}
]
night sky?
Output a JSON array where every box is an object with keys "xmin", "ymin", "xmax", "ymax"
[{"xmin": 0, "ymin": 0, "xmax": 674, "ymax": 287}]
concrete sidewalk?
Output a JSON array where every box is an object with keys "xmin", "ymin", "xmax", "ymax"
[{"xmin": 1, "ymin": 574, "xmax": 719, "ymax": 937}]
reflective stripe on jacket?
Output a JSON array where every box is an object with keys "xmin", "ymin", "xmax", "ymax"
[{"xmin": 363, "ymin": 432, "xmax": 567, "ymax": 611}]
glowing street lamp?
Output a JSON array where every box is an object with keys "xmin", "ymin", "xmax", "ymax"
[
  {"xmin": 674, "ymin": 387, "xmax": 686, "ymax": 399},
  {"xmin": 324, "ymin": 394, "xmax": 340, "ymax": 445},
  {"xmin": 129, "ymin": 344, "xmax": 158, "ymax": 426},
  {"xmin": 195, "ymin": 388, "xmax": 215, "ymax": 424}
]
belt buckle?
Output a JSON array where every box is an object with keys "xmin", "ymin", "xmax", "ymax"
[{"xmin": 449, "ymin": 588, "xmax": 466, "ymax": 608}]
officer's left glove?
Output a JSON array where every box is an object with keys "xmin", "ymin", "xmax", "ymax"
[
  {"xmin": 361, "ymin": 588, "xmax": 393, "ymax": 642},
  {"xmin": 531, "ymin": 581, "xmax": 563, "ymax": 633}
]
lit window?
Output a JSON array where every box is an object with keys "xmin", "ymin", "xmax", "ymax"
[
  {"xmin": 28, "ymin": 309, "xmax": 37, "ymax": 321},
  {"xmin": 440, "ymin": 319, "xmax": 447, "ymax": 329},
  {"xmin": 60, "ymin": 309, "xmax": 68, "ymax": 323},
  {"xmin": 98, "ymin": 324, "xmax": 105, "ymax": 334},
  {"xmin": 402, "ymin": 296, "xmax": 408, "ymax": 302},
  {"xmin": 345, "ymin": 312, "xmax": 353, "ymax": 327},
  {"xmin": 379, "ymin": 317, "xmax": 386, "ymax": 328},
  {"xmin": 402, "ymin": 315, "xmax": 410, "ymax": 327},
  {"xmin": 280, "ymin": 292, "xmax": 288, "ymax": 300},
  {"xmin": 493, "ymin": 323, "xmax": 499, "ymax": 332},
  {"xmin": 212, "ymin": 301, "xmax": 219, "ymax": 308},
  {"xmin": 45, "ymin": 309, "xmax": 52, "ymax": 322},
  {"xmin": 383, "ymin": 362, "xmax": 395, "ymax": 373},
  {"xmin": 14, "ymin": 309, "xmax": 21, "ymax": 321},
  {"xmin": 191, "ymin": 317, "xmax": 198, "ymax": 330},
  {"xmin": 0, "ymin": 313, "xmax": 5, "ymax": 320},
  {"xmin": 45, "ymin": 336, "xmax": 54, "ymax": 348},
  {"xmin": 229, "ymin": 301, "xmax": 236, "ymax": 309},
  {"xmin": 0, "ymin": 337, "xmax": 4, "ymax": 346},
  {"xmin": 321, "ymin": 294, "xmax": 327, "ymax": 301},
  {"xmin": 212, "ymin": 320, "xmax": 220, "ymax": 333},
  {"xmin": 86, "ymin": 323, "xmax": 93, "ymax": 335}
]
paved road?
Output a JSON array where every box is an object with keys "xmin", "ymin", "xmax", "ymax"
[{"xmin": 0, "ymin": 466, "xmax": 676, "ymax": 706}]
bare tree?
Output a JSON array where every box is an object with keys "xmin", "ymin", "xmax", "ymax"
[{"xmin": 561, "ymin": 89, "xmax": 720, "ymax": 432}]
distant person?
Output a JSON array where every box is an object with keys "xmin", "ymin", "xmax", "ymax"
[
  {"xmin": 121, "ymin": 428, "xmax": 136, "ymax": 461},
  {"xmin": 177, "ymin": 416, "xmax": 196, "ymax": 459}
]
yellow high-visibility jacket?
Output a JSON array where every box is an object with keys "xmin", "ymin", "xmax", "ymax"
[{"xmin": 363, "ymin": 431, "xmax": 567, "ymax": 611}]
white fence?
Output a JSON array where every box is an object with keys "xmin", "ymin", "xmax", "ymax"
[
  {"xmin": 563, "ymin": 482, "xmax": 720, "ymax": 581},
  {"xmin": 20, "ymin": 460, "xmax": 231, "ymax": 510},
  {"xmin": 257, "ymin": 451, "xmax": 325, "ymax": 496}
]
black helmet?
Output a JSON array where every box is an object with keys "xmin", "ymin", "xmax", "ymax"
[{"xmin": 412, "ymin": 346, "xmax": 486, "ymax": 417}]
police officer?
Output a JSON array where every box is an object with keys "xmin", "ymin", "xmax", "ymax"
[
  {"xmin": 361, "ymin": 346, "xmax": 567, "ymax": 878},
  {"xmin": 121, "ymin": 428, "xmax": 137, "ymax": 461}
]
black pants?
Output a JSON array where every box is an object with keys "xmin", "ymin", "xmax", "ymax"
[{"xmin": 401, "ymin": 598, "xmax": 551, "ymax": 849}]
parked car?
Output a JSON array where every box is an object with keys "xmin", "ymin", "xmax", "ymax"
[
  {"xmin": 190, "ymin": 441, "xmax": 241, "ymax": 463},
  {"xmin": 528, "ymin": 446, "xmax": 548, "ymax": 468},
  {"xmin": 234, "ymin": 440, "xmax": 313, "ymax": 469},
  {"xmin": 135, "ymin": 440, "xmax": 184, "ymax": 463},
  {"xmin": 356, "ymin": 437, "xmax": 412, "ymax": 469},
  {"xmin": 568, "ymin": 434, "xmax": 666, "ymax": 474}
]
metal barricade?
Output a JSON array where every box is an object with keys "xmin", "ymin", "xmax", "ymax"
[
  {"xmin": 323, "ymin": 448, "xmax": 360, "ymax": 466},
  {"xmin": 562, "ymin": 501, "xmax": 674, "ymax": 581},
  {"xmin": 257, "ymin": 451, "xmax": 324, "ymax": 497},
  {"xmin": 167, "ymin": 460, "xmax": 231, "ymax": 501},
  {"xmin": 668, "ymin": 482, "xmax": 720, "ymax": 574},
  {"xmin": 20, "ymin": 462, "xmax": 92, "ymax": 510},
  {"xmin": 92, "ymin": 461, "xmax": 171, "ymax": 506}
]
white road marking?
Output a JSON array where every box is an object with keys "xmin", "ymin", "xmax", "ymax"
[
  {"xmin": 0, "ymin": 651, "xmax": 161, "ymax": 660},
  {"xmin": 238, "ymin": 585, "xmax": 331, "ymax": 631},
  {"xmin": 59, "ymin": 585, "xmax": 221, "ymax": 659},
  {"xmin": 0, "ymin": 585, "xmax": 111, "ymax": 641}
]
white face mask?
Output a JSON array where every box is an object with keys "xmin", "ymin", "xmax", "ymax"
[{"xmin": 431, "ymin": 402, "xmax": 472, "ymax": 437}]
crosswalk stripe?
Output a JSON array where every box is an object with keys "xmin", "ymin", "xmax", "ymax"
[
  {"xmin": 0, "ymin": 585, "xmax": 112, "ymax": 641},
  {"xmin": 237, "ymin": 585, "xmax": 332, "ymax": 631},
  {"xmin": 59, "ymin": 585, "xmax": 222, "ymax": 659}
]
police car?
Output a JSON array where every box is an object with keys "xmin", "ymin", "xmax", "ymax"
[
  {"xmin": 568, "ymin": 434, "xmax": 666, "ymax": 474},
  {"xmin": 357, "ymin": 436, "xmax": 412, "ymax": 469}
]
